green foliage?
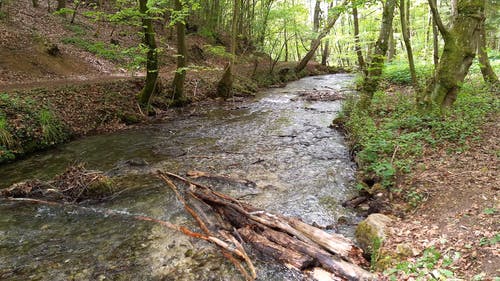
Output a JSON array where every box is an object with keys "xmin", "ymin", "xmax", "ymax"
[
  {"xmin": 0, "ymin": 114, "xmax": 13, "ymax": 148},
  {"xmin": 203, "ymin": 45, "xmax": 232, "ymax": 59},
  {"xmin": 342, "ymin": 68, "xmax": 498, "ymax": 192},
  {"xmin": 53, "ymin": 7, "xmax": 74, "ymax": 17},
  {"xmin": 479, "ymin": 233, "xmax": 500, "ymax": 246},
  {"xmin": 483, "ymin": 207, "xmax": 496, "ymax": 215},
  {"xmin": 38, "ymin": 109, "xmax": 66, "ymax": 145},
  {"xmin": 0, "ymin": 92, "xmax": 69, "ymax": 164},
  {"xmin": 385, "ymin": 247, "xmax": 458, "ymax": 280},
  {"xmin": 62, "ymin": 37, "xmax": 124, "ymax": 61},
  {"xmin": 382, "ymin": 62, "xmax": 433, "ymax": 85}
]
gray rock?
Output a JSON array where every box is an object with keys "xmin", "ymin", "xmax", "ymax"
[{"xmin": 355, "ymin": 213, "xmax": 393, "ymax": 256}]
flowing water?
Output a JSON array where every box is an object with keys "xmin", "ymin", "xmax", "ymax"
[{"xmin": 0, "ymin": 74, "xmax": 359, "ymax": 280}]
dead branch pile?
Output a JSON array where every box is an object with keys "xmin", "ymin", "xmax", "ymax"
[
  {"xmin": 0, "ymin": 164, "xmax": 114, "ymax": 202},
  {"xmin": 158, "ymin": 171, "xmax": 376, "ymax": 281}
]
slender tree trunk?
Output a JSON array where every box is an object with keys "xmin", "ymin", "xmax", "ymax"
[
  {"xmin": 216, "ymin": 0, "xmax": 238, "ymax": 98},
  {"xmin": 295, "ymin": 0, "xmax": 348, "ymax": 73},
  {"xmin": 387, "ymin": 25, "xmax": 395, "ymax": 62},
  {"xmin": 171, "ymin": 0, "xmax": 189, "ymax": 105},
  {"xmin": 400, "ymin": 0, "xmax": 417, "ymax": 87},
  {"xmin": 284, "ymin": 21, "xmax": 289, "ymax": 62},
  {"xmin": 294, "ymin": 30, "xmax": 301, "ymax": 61},
  {"xmin": 70, "ymin": 0, "xmax": 81, "ymax": 24},
  {"xmin": 321, "ymin": 39, "xmax": 330, "ymax": 66},
  {"xmin": 477, "ymin": 17, "xmax": 498, "ymax": 84},
  {"xmin": 352, "ymin": 3, "xmax": 366, "ymax": 75},
  {"xmin": 422, "ymin": 0, "xmax": 484, "ymax": 110},
  {"xmin": 359, "ymin": 0, "xmax": 397, "ymax": 109},
  {"xmin": 32, "ymin": 0, "xmax": 39, "ymax": 8},
  {"xmin": 431, "ymin": 10, "xmax": 439, "ymax": 68},
  {"xmin": 56, "ymin": 0, "xmax": 65, "ymax": 11},
  {"xmin": 137, "ymin": 0, "xmax": 159, "ymax": 108},
  {"xmin": 311, "ymin": 0, "xmax": 321, "ymax": 52}
]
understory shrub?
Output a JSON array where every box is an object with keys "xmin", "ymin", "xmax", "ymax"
[{"xmin": 340, "ymin": 78, "xmax": 498, "ymax": 190}]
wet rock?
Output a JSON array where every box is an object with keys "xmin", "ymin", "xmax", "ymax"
[
  {"xmin": 355, "ymin": 213, "xmax": 393, "ymax": 256},
  {"xmin": 106, "ymin": 158, "xmax": 151, "ymax": 177}
]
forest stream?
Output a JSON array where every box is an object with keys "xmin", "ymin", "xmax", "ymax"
[{"xmin": 0, "ymin": 74, "xmax": 361, "ymax": 280}]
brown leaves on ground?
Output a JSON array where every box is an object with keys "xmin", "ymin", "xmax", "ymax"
[{"xmin": 383, "ymin": 116, "xmax": 500, "ymax": 279}]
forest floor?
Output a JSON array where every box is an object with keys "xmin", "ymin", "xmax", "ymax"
[{"xmin": 379, "ymin": 99, "xmax": 499, "ymax": 279}]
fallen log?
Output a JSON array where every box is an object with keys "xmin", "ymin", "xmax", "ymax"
[{"xmin": 158, "ymin": 171, "xmax": 376, "ymax": 280}]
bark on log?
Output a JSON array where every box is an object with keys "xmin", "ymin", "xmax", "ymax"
[
  {"xmin": 187, "ymin": 180, "xmax": 375, "ymax": 280},
  {"xmin": 239, "ymin": 226, "xmax": 315, "ymax": 270}
]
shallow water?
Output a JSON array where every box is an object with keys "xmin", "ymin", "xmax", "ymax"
[{"xmin": 0, "ymin": 74, "xmax": 359, "ymax": 280}]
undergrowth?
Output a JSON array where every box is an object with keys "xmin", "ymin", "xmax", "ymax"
[
  {"xmin": 0, "ymin": 93, "xmax": 69, "ymax": 164},
  {"xmin": 384, "ymin": 247, "xmax": 461, "ymax": 280},
  {"xmin": 340, "ymin": 76, "xmax": 498, "ymax": 191}
]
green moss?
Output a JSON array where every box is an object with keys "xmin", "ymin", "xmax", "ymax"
[{"xmin": 355, "ymin": 220, "xmax": 381, "ymax": 256}]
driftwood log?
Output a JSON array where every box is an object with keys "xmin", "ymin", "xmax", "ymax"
[{"xmin": 159, "ymin": 171, "xmax": 376, "ymax": 281}]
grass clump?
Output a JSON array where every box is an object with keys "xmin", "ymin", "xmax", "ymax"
[
  {"xmin": 0, "ymin": 92, "xmax": 69, "ymax": 164},
  {"xmin": 340, "ymin": 78, "xmax": 498, "ymax": 191}
]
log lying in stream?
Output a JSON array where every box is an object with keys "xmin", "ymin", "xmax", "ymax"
[{"xmin": 159, "ymin": 171, "xmax": 376, "ymax": 281}]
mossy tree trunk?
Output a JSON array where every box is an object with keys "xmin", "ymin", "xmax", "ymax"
[
  {"xmin": 295, "ymin": 0, "xmax": 348, "ymax": 73},
  {"xmin": 358, "ymin": 0, "xmax": 397, "ymax": 109},
  {"xmin": 216, "ymin": 0, "xmax": 238, "ymax": 99},
  {"xmin": 422, "ymin": 0, "xmax": 484, "ymax": 110},
  {"xmin": 400, "ymin": 0, "xmax": 417, "ymax": 88},
  {"xmin": 137, "ymin": 0, "xmax": 159, "ymax": 109},
  {"xmin": 171, "ymin": 0, "xmax": 189, "ymax": 106},
  {"xmin": 477, "ymin": 17, "xmax": 499, "ymax": 84}
]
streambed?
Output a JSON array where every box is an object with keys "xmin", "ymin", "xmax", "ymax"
[{"xmin": 0, "ymin": 74, "xmax": 359, "ymax": 280}]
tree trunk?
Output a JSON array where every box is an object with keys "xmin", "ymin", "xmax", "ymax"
[
  {"xmin": 359, "ymin": 0, "xmax": 397, "ymax": 109},
  {"xmin": 387, "ymin": 25, "xmax": 395, "ymax": 62},
  {"xmin": 321, "ymin": 39, "xmax": 330, "ymax": 66},
  {"xmin": 70, "ymin": 0, "xmax": 81, "ymax": 24},
  {"xmin": 32, "ymin": 0, "xmax": 39, "ymax": 8},
  {"xmin": 352, "ymin": 3, "xmax": 366, "ymax": 75},
  {"xmin": 400, "ymin": 0, "xmax": 417, "ymax": 87},
  {"xmin": 137, "ymin": 0, "xmax": 159, "ymax": 108},
  {"xmin": 171, "ymin": 0, "xmax": 189, "ymax": 106},
  {"xmin": 422, "ymin": 0, "xmax": 484, "ymax": 110},
  {"xmin": 311, "ymin": 0, "xmax": 321, "ymax": 52},
  {"xmin": 295, "ymin": 0, "xmax": 348, "ymax": 73},
  {"xmin": 477, "ymin": 18, "xmax": 499, "ymax": 84},
  {"xmin": 56, "ymin": 0, "xmax": 65, "ymax": 11},
  {"xmin": 431, "ymin": 9, "xmax": 439, "ymax": 68},
  {"xmin": 216, "ymin": 0, "xmax": 239, "ymax": 98}
]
